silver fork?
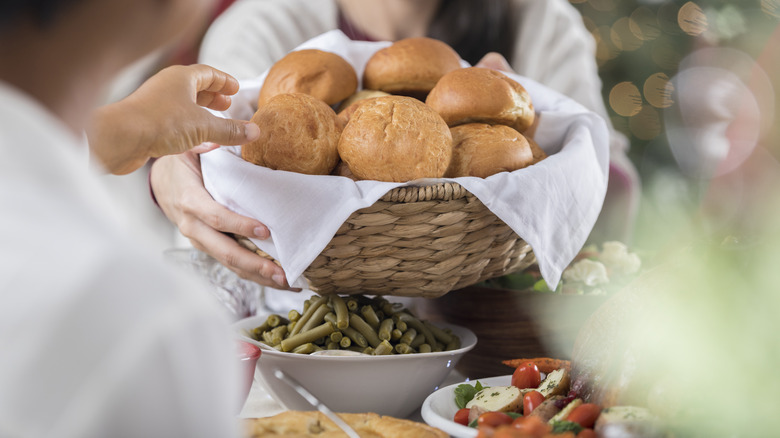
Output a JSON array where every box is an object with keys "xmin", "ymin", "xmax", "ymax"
[{"xmin": 271, "ymin": 369, "xmax": 360, "ymax": 438}]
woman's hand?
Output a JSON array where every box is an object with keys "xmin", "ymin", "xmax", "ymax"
[
  {"xmin": 150, "ymin": 152, "xmax": 301, "ymax": 291},
  {"xmin": 88, "ymin": 64, "xmax": 260, "ymax": 175}
]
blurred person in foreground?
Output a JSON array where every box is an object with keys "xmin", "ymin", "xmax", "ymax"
[
  {"xmin": 0, "ymin": 0, "xmax": 263, "ymax": 435},
  {"xmin": 149, "ymin": 0, "xmax": 641, "ymax": 300}
]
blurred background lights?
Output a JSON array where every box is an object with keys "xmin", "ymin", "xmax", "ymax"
[
  {"xmin": 678, "ymin": 2, "xmax": 708, "ymax": 36},
  {"xmin": 609, "ymin": 81, "xmax": 643, "ymax": 117},
  {"xmin": 611, "ymin": 16, "xmax": 644, "ymax": 51},
  {"xmin": 629, "ymin": 6, "xmax": 661, "ymax": 41},
  {"xmin": 588, "ymin": 0, "xmax": 618, "ymax": 13},
  {"xmin": 761, "ymin": 0, "xmax": 780, "ymax": 18},
  {"xmin": 643, "ymin": 72, "xmax": 674, "ymax": 109}
]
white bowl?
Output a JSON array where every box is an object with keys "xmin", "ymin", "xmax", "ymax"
[
  {"xmin": 420, "ymin": 374, "xmax": 510, "ymax": 438},
  {"xmin": 234, "ymin": 314, "xmax": 477, "ymax": 419}
]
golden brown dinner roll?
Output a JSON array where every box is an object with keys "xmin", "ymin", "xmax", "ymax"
[
  {"xmin": 338, "ymin": 95, "xmax": 453, "ymax": 182},
  {"xmin": 258, "ymin": 49, "xmax": 358, "ymax": 107},
  {"xmin": 242, "ymin": 93, "xmax": 341, "ymax": 175},
  {"xmin": 243, "ymin": 411, "xmax": 448, "ymax": 438},
  {"xmin": 444, "ymin": 123, "xmax": 535, "ymax": 178},
  {"xmin": 363, "ymin": 37, "xmax": 462, "ymax": 99},
  {"xmin": 426, "ymin": 67, "xmax": 535, "ymax": 133}
]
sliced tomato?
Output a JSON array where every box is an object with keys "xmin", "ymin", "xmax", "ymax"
[
  {"xmin": 522, "ymin": 390, "xmax": 545, "ymax": 416},
  {"xmin": 511, "ymin": 362, "xmax": 542, "ymax": 389},
  {"xmin": 477, "ymin": 411, "xmax": 515, "ymax": 428},
  {"xmin": 453, "ymin": 407, "xmax": 470, "ymax": 426},
  {"xmin": 566, "ymin": 403, "xmax": 602, "ymax": 428}
]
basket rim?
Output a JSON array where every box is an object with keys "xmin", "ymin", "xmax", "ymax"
[{"xmin": 379, "ymin": 181, "xmax": 472, "ymax": 203}]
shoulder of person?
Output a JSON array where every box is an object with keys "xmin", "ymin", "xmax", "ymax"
[{"xmin": 200, "ymin": 0, "xmax": 340, "ymax": 79}]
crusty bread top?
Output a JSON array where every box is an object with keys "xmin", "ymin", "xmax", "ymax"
[
  {"xmin": 426, "ymin": 67, "xmax": 535, "ymax": 133},
  {"xmin": 445, "ymin": 123, "xmax": 534, "ymax": 178},
  {"xmin": 337, "ymin": 95, "xmax": 452, "ymax": 182},
  {"xmin": 363, "ymin": 37, "xmax": 461, "ymax": 97},
  {"xmin": 242, "ymin": 93, "xmax": 341, "ymax": 175},
  {"xmin": 258, "ymin": 49, "xmax": 358, "ymax": 107}
]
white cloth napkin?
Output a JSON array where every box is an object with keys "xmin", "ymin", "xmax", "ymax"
[{"xmin": 201, "ymin": 30, "xmax": 609, "ymax": 290}]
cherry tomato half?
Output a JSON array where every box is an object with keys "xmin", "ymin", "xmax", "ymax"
[
  {"xmin": 511, "ymin": 362, "xmax": 542, "ymax": 389},
  {"xmin": 453, "ymin": 408, "xmax": 470, "ymax": 426},
  {"xmin": 477, "ymin": 411, "xmax": 515, "ymax": 428},
  {"xmin": 523, "ymin": 390, "xmax": 545, "ymax": 416},
  {"xmin": 566, "ymin": 403, "xmax": 602, "ymax": 428}
]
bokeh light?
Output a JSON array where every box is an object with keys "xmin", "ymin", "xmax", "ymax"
[
  {"xmin": 588, "ymin": 0, "xmax": 617, "ymax": 13},
  {"xmin": 629, "ymin": 6, "xmax": 661, "ymax": 41},
  {"xmin": 762, "ymin": 0, "xmax": 780, "ymax": 18},
  {"xmin": 643, "ymin": 72, "xmax": 674, "ymax": 109},
  {"xmin": 678, "ymin": 2, "xmax": 708, "ymax": 36},
  {"xmin": 609, "ymin": 81, "xmax": 643, "ymax": 117},
  {"xmin": 594, "ymin": 25, "xmax": 620, "ymax": 64},
  {"xmin": 610, "ymin": 17, "xmax": 644, "ymax": 51}
]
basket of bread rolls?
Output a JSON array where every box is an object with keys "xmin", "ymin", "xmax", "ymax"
[{"xmin": 201, "ymin": 31, "xmax": 609, "ymax": 298}]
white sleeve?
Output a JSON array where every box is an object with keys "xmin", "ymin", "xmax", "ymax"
[{"xmin": 199, "ymin": 0, "xmax": 339, "ymax": 80}]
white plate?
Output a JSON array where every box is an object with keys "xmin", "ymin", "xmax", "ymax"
[{"xmin": 420, "ymin": 375, "xmax": 511, "ymax": 438}]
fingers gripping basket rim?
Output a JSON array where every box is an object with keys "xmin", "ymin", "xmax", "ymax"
[{"xmin": 235, "ymin": 181, "xmax": 536, "ymax": 297}]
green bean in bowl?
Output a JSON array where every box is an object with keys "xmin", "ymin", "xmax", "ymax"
[{"xmin": 241, "ymin": 294, "xmax": 461, "ymax": 355}]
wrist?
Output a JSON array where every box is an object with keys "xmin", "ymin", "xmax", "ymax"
[{"xmin": 88, "ymin": 101, "xmax": 149, "ymax": 174}]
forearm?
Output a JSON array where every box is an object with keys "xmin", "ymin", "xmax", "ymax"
[{"xmin": 88, "ymin": 100, "xmax": 150, "ymax": 175}]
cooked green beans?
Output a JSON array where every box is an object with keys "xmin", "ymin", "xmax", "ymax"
[
  {"xmin": 340, "ymin": 325, "xmax": 368, "ymax": 348},
  {"xmin": 331, "ymin": 295, "xmax": 349, "ymax": 329},
  {"xmin": 378, "ymin": 318, "xmax": 394, "ymax": 341},
  {"xmin": 249, "ymin": 294, "xmax": 461, "ymax": 356},
  {"xmin": 289, "ymin": 296, "xmax": 326, "ymax": 336},
  {"xmin": 280, "ymin": 321, "xmax": 336, "ymax": 352},
  {"xmin": 360, "ymin": 305, "xmax": 381, "ymax": 330},
  {"xmin": 349, "ymin": 313, "xmax": 382, "ymax": 348}
]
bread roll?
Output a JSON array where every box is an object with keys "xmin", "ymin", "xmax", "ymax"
[
  {"xmin": 338, "ymin": 95, "xmax": 453, "ymax": 182},
  {"xmin": 445, "ymin": 123, "xmax": 535, "ymax": 178},
  {"xmin": 363, "ymin": 37, "xmax": 462, "ymax": 99},
  {"xmin": 336, "ymin": 89, "xmax": 390, "ymax": 126},
  {"xmin": 426, "ymin": 67, "xmax": 535, "ymax": 133},
  {"xmin": 258, "ymin": 49, "xmax": 358, "ymax": 107},
  {"xmin": 242, "ymin": 93, "xmax": 341, "ymax": 175}
]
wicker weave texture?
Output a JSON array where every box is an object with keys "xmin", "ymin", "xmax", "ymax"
[{"xmin": 237, "ymin": 182, "xmax": 536, "ymax": 298}]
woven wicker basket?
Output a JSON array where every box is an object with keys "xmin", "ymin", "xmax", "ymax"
[{"xmin": 235, "ymin": 181, "xmax": 536, "ymax": 298}]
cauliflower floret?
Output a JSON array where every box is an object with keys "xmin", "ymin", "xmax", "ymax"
[
  {"xmin": 599, "ymin": 241, "xmax": 641, "ymax": 276},
  {"xmin": 562, "ymin": 259, "xmax": 609, "ymax": 287}
]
